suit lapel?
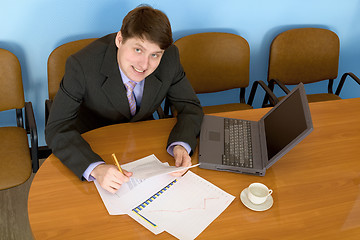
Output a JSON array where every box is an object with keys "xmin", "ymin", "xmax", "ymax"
[
  {"xmin": 100, "ymin": 35, "xmax": 132, "ymax": 119},
  {"xmin": 101, "ymin": 74, "xmax": 132, "ymax": 119},
  {"xmin": 131, "ymin": 74, "xmax": 162, "ymax": 121}
]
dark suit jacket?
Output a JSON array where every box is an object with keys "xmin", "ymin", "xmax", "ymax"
[{"xmin": 45, "ymin": 33, "xmax": 203, "ymax": 179}]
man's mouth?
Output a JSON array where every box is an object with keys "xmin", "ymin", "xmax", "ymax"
[{"xmin": 133, "ymin": 66, "xmax": 145, "ymax": 73}]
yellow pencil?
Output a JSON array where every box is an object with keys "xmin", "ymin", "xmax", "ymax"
[{"xmin": 112, "ymin": 153, "xmax": 124, "ymax": 174}]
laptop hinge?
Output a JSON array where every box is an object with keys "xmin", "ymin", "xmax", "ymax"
[{"xmin": 258, "ymin": 119, "xmax": 268, "ymax": 169}]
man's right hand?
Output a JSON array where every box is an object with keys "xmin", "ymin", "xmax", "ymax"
[{"xmin": 90, "ymin": 164, "xmax": 132, "ymax": 193}]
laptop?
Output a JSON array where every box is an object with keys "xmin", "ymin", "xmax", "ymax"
[{"xmin": 198, "ymin": 83, "xmax": 313, "ymax": 176}]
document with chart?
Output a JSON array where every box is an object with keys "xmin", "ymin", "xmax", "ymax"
[
  {"xmin": 132, "ymin": 171, "xmax": 235, "ymax": 239},
  {"xmin": 94, "ymin": 154, "xmax": 235, "ymax": 239},
  {"xmin": 94, "ymin": 154, "xmax": 198, "ymax": 215}
]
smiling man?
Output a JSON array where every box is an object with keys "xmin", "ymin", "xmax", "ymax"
[{"xmin": 45, "ymin": 6, "xmax": 203, "ymax": 193}]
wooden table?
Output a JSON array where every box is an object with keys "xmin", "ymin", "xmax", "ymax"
[{"xmin": 28, "ymin": 98, "xmax": 360, "ymax": 239}]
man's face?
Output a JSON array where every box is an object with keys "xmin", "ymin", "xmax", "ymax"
[{"xmin": 115, "ymin": 31, "xmax": 165, "ymax": 82}]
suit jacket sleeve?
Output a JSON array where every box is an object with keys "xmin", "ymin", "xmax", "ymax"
[
  {"xmin": 45, "ymin": 55, "xmax": 104, "ymax": 180},
  {"xmin": 165, "ymin": 46, "xmax": 204, "ymax": 155}
]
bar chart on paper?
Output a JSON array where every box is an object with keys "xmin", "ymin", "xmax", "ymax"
[{"xmin": 138, "ymin": 171, "xmax": 235, "ymax": 240}]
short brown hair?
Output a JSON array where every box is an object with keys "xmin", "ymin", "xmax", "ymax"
[{"xmin": 120, "ymin": 5, "xmax": 173, "ymax": 50}]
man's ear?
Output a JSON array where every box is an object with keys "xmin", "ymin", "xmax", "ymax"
[{"xmin": 115, "ymin": 31, "xmax": 123, "ymax": 48}]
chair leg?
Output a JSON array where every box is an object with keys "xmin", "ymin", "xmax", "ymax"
[
  {"xmin": 156, "ymin": 106, "xmax": 165, "ymax": 119},
  {"xmin": 25, "ymin": 102, "xmax": 39, "ymax": 173},
  {"xmin": 16, "ymin": 109, "xmax": 24, "ymax": 128},
  {"xmin": 248, "ymin": 80, "xmax": 279, "ymax": 107},
  {"xmin": 335, "ymin": 72, "xmax": 360, "ymax": 96},
  {"xmin": 30, "ymin": 146, "xmax": 39, "ymax": 173}
]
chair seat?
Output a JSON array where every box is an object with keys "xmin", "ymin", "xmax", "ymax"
[
  {"xmin": 0, "ymin": 127, "xmax": 32, "ymax": 190},
  {"xmin": 278, "ymin": 93, "xmax": 341, "ymax": 103},
  {"xmin": 306, "ymin": 93, "xmax": 342, "ymax": 103},
  {"xmin": 203, "ymin": 103, "xmax": 253, "ymax": 114}
]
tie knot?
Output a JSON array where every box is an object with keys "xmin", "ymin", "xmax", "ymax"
[{"xmin": 125, "ymin": 81, "xmax": 136, "ymax": 91}]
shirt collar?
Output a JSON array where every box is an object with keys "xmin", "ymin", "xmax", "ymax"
[{"xmin": 119, "ymin": 67, "xmax": 143, "ymax": 86}]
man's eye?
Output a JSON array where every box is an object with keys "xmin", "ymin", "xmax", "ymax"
[
  {"xmin": 151, "ymin": 53, "xmax": 158, "ymax": 58},
  {"xmin": 135, "ymin": 48, "xmax": 141, "ymax": 53}
]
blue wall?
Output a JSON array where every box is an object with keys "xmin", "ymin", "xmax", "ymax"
[{"xmin": 1, "ymin": 0, "xmax": 360, "ymax": 146}]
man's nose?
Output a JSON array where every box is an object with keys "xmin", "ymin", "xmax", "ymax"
[{"xmin": 139, "ymin": 55, "xmax": 149, "ymax": 70}]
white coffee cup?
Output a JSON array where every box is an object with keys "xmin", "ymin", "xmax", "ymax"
[{"xmin": 247, "ymin": 183, "xmax": 273, "ymax": 205}]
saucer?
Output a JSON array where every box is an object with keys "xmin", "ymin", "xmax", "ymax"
[{"xmin": 240, "ymin": 188, "xmax": 273, "ymax": 211}]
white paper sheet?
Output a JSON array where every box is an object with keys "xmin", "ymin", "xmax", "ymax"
[
  {"xmin": 122, "ymin": 154, "xmax": 199, "ymax": 180},
  {"xmin": 94, "ymin": 177, "xmax": 143, "ymax": 215},
  {"xmin": 94, "ymin": 166, "xmax": 176, "ymax": 215},
  {"xmin": 114, "ymin": 173, "xmax": 177, "ymax": 212},
  {"xmin": 94, "ymin": 172, "xmax": 176, "ymax": 235},
  {"xmin": 137, "ymin": 171, "xmax": 235, "ymax": 240},
  {"xmin": 94, "ymin": 155, "xmax": 234, "ymax": 239}
]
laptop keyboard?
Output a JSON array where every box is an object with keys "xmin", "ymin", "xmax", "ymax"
[{"xmin": 222, "ymin": 118, "xmax": 253, "ymax": 168}]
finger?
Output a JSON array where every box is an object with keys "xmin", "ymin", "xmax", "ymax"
[
  {"xmin": 111, "ymin": 176, "xmax": 128, "ymax": 186},
  {"xmin": 171, "ymin": 171, "xmax": 181, "ymax": 177},
  {"xmin": 122, "ymin": 169, "xmax": 133, "ymax": 177},
  {"xmin": 101, "ymin": 174, "xmax": 121, "ymax": 187},
  {"xmin": 172, "ymin": 158, "xmax": 191, "ymax": 176},
  {"xmin": 112, "ymin": 169, "xmax": 130, "ymax": 183},
  {"xmin": 106, "ymin": 186, "xmax": 118, "ymax": 194},
  {"xmin": 110, "ymin": 180, "xmax": 122, "ymax": 190},
  {"xmin": 174, "ymin": 153, "xmax": 188, "ymax": 167},
  {"xmin": 171, "ymin": 170, "xmax": 186, "ymax": 177},
  {"xmin": 175, "ymin": 158, "xmax": 182, "ymax": 167},
  {"xmin": 171, "ymin": 172, "xmax": 182, "ymax": 177},
  {"xmin": 183, "ymin": 159, "xmax": 191, "ymax": 167},
  {"xmin": 101, "ymin": 181, "xmax": 118, "ymax": 194},
  {"xmin": 125, "ymin": 171, "xmax": 133, "ymax": 177},
  {"xmin": 176, "ymin": 156, "xmax": 191, "ymax": 168},
  {"xmin": 173, "ymin": 146, "xmax": 186, "ymax": 167}
]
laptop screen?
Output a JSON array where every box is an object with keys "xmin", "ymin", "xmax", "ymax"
[{"xmin": 263, "ymin": 87, "xmax": 310, "ymax": 161}]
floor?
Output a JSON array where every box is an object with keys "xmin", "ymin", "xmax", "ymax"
[{"xmin": 0, "ymin": 159, "xmax": 45, "ymax": 240}]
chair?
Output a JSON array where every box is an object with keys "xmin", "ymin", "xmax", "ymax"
[
  {"xmin": 165, "ymin": 32, "xmax": 278, "ymax": 117},
  {"xmin": 46, "ymin": 38, "xmax": 165, "ymax": 123},
  {"xmin": 263, "ymin": 28, "xmax": 360, "ymax": 106},
  {"xmin": 46, "ymin": 38, "xmax": 97, "ymax": 124},
  {"xmin": 0, "ymin": 48, "xmax": 38, "ymax": 189}
]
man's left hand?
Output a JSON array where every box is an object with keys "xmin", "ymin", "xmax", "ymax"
[{"xmin": 171, "ymin": 145, "xmax": 192, "ymax": 177}]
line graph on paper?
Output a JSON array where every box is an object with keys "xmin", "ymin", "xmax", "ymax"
[
  {"xmin": 143, "ymin": 196, "xmax": 223, "ymax": 214},
  {"xmin": 139, "ymin": 171, "xmax": 235, "ymax": 239}
]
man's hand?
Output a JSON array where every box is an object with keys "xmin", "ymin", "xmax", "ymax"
[
  {"xmin": 91, "ymin": 164, "xmax": 132, "ymax": 193},
  {"xmin": 171, "ymin": 145, "xmax": 192, "ymax": 177}
]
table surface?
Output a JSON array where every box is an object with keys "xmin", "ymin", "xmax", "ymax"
[{"xmin": 28, "ymin": 98, "xmax": 360, "ymax": 240}]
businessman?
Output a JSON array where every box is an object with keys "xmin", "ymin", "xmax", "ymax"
[{"xmin": 45, "ymin": 5, "xmax": 203, "ymax": 193}]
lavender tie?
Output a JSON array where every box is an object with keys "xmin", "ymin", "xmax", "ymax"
[{"xmin": 124, "ymin": 81, "xmax": 137, "ymax": 116}]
